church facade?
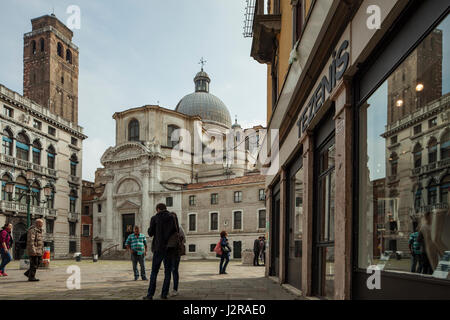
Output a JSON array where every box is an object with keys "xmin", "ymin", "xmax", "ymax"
[{"xmin": 90, "ymin": 68, "xmax": 266, "ymax": 259}]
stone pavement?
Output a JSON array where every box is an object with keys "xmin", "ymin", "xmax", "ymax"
[{"xmin": 0, "ymin": 259, "xmax": 303, "ymax": 300}]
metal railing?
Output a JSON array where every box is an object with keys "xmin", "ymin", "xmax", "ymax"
[
  {"xmin": 0, "ymin": 200, "xmax": 54, "ymax": 217},
  {"xmin": 0, "ymin": 153, "xmax": 57, "ymax": 177},
  {"xmin": 411, "ymin": 158, "xmax": 450, "ymax": 175}
]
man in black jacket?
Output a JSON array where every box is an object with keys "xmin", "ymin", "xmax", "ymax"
[
  {"xmin": 253, "ymin": 237, "xmax": 261, "ymax": 266},
  {"xmin": 144, "ymin": 203, "xmax": 177, "ymax": 300}
]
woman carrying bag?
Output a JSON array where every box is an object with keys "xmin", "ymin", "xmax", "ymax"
[{"xmin": 217, "ymin": 231, "xmax": 231, "ymax": 274}]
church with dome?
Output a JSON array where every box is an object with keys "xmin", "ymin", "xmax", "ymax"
[{"xmin": 87, "ymin": 66, "xmax": 267, "ymax": 260}]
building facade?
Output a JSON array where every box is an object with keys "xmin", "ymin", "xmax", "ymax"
[
  {"xmin": 91, "ymin": 69, "xmax": 266, "ymax": 258},
  {"xmin": 0, "ymin": 15, "xmax": 86, "ymax": 259},
  {"xmin": 248, "ymin": 0, "xmax": 449, "ymax": 299}
]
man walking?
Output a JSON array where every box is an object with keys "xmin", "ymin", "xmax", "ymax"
[
  {"xmin": 24, "ymin": 219, "xmax": 44, "ymax": 281},
  {"xmin": 125, "ymin": 226, "xmax": 148, "ymax": 281},
  {"xmin": 253, "ymin": 237, "xmax": 261, "ymax": 266},
  {"xmin": 143, "ymin": 203, "xmax": 177, "ymax": 300}
]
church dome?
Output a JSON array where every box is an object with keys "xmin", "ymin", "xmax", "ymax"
[{"xmin": 176, "ymin": 68, "xmax": 232, "ymax": 128}]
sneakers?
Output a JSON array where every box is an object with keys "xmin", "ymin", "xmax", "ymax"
[
  {"xmin": 1, "ymin": 272, "xmax": 8, "ymax": 277},
  {"xmin": 170, "ymin": 290, "xmax": 178, "ymax": 297}
]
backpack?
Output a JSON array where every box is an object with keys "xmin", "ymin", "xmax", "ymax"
[
  {"xmin": 19, "ymin": 231, "xmax": 27, "ymax": 249},
  {"xmin": 214, "ymin": 240, "xmax": 222, "ymax": 257}
]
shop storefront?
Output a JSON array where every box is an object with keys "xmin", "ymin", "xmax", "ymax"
[{"xmin": 264, "ymin": 0, "xmax": 449, "ymax": 299}]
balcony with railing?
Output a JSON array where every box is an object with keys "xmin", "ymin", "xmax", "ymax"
[
  {"xmin": 68, "ymin": 211, "xmax": 79, "ymax": 222},
  {"xmin": 0, "ymin": 200, "xmax": 55, "ymax": 217},
  {"xmin": 411, "ymin": 158, "xmax": 450, "ymax": 176},
  {"xmin": 69, "ymin": 175, "xmax": 81, "ymax": 184},
  {"xmin": 0, "ymin": 153, "xmax": 57, "ymax": 178}
]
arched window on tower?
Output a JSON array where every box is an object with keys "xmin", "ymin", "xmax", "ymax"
[
  {"xmin": 128, "ymin": 119, "xmax": 140, "ymax": 142},
  {"xmin": 31, "ymin": 40, "xmax": 37, "ymax": 55},
  {"xmin": 441, "ymin": 130, "xmax": 450, "ymax": 160},
  {"xmin": 32, "ymin": 140, "xmax": 41, "ymax": 165},
  {"xmin": 16, "ymin": 132, "xmax": 30, "ymax": 161},
  {"xmin": 413, "ymin": 143, "xmax": 422, "ymax": 168},
  {"xmin": 69, "ymin": 189, "xmax": 77, "ymax": 213},
  {"xmin": 428, "ymin": 180, "xmax": 438, "ymax": 206},
  {"xmin": 66, "ymin": 49, "xmax": 72, "ymax": 64},
  {"xmin": 57, "ymin": 42, "xmax": 63, "ymax": 58},
  {"xmin": 40, "ymin": 38, "xmax": 45, "ymax": 52},
  {"xmin": 2, "ymin": 129, "xmax": 13, "ymax": 156},
  {"xmin": 428, "ymin": 137, "xmax": 438, "ymax": 164}
]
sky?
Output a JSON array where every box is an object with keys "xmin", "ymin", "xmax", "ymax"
[{"xmin": 0, "ymin": 0, "xmax": 267, "ymax": 181}]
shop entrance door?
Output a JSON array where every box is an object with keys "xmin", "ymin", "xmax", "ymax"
[
  {"xmin": 270, "ymin": 186, "xmax": 280, "ymax": 277},
  {"xmin": 313, "ymin": 133, "xmax": 336, "ymax": 299}
]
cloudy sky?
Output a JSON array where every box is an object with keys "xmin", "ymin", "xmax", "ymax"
[{"xmin": 0, "ymin": 0, "xmax": 267, "ymax": 181}]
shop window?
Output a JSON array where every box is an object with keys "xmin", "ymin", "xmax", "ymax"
[{"xmin": 358, "ymin": 16, "xmax": 449, "ymax": 281}]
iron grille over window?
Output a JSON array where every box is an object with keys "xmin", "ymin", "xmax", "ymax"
[{"xmin": 243, "ymin": 0, "xmax": 256, "ymax": 37}]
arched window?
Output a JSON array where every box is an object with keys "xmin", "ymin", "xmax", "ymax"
[
  {"xmin": 440, "ymin": 175, "xmax": 450, "ymax": 204},
  {"xmin": 16, "ymin": 132, "xmax": 30, "ymax": 161},
  {"xmin": 32, "ymin": 140, "xmax": 41, "ymax": 165},
  {"xmin": 40, "ymin": 38, "xmax": 45, "ymax": 52},
  {"xmin": 66, "ymin": 49, "xmax": 72, "ymax": 64},
  {"xmin": 47, "ymin": 145, "xmax": 56, "ymax": 169},
  {"xmin": 57, "ymin": 42, "xmax": 63, "ymax": 58},
  {"xmin": 70, "ymin": 154, "xmax": 78, "ymax": 176},
  {"xmin": 31, "ymin": 181, "xmax": 41, "ymax": 206},
  {"xmin": 1, "ymin": 174, "xmax": 13, "ymax": 201},
  {"xmin": 167, "ymin": 125, "xmax": 180, "ymax": 148},
  {"xmin": 413, "ymin": 143, "xmax": 422, "ymax": 168},
  {"xmin": 69, "ymin": 189, "xmax": 77, "ymax": 213},
  {"xmin": 2, "ymin": 129, "xmax": 13, "ymax": 156},
  {"xmin": 31, "ymin": 40, "xmax": 36, "ymax": 55},
  {"xmin": 389, "ymin": 153, "xmax": 398, "ymax": 176},
  {"xmin": 428, "ymin": 180, "xmax": 438, "ymax": 206},
  {"xmin": 15, "ymin": 176, "xmax": 28, "ymax": 205},
  {"xmin": 441, "ymin": 130, "xmax": 450, "ymax": 160},
  {"xmin": 414, "ymin": 184, "xmax": 423, "ymax": 212},
  {"xmin": 427, "ymin": 137, "xmax": 438, "ymax": 164},
  {"xmin": 128, "ymin": 119, "xmax": 139, "ymax": 142}
]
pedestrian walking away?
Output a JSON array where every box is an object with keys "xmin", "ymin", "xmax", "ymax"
[
  {"xmin": 0, "ymin": 223, "xmax": 13, "ymax": 277},
  {"xmin": 143, "ymin": 203, "xmax": 177, "ymax": 300},
  {"xmin": 169, "ymin": 211, "xmax": 186, "ymax": 297},
  {"xmin": 253, "ymin": 237, "xmax": 261, "ymax": 266},
  {"xmin": 219, "ymin": 231, "xmax": 231, "ymax": 274},
  {"xmin": 24, "ymin": 219, "xmax": 44, "ymax": 281},
  {"xmin": 125, "ymin": 226, "xmax": 148, "ymax": 281}
]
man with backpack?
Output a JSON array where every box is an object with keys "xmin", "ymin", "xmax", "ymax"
[{"xmin": 24, "ymin": 219, "xmax": 44, "ymax": 281}]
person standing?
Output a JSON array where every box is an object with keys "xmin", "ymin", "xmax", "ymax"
[
  {"xmin": 259, "ymin": 236, "xmax": 266, "ymax": 266},
  {"xmin": 409, "ymin": 226, "xmax": 423, "ymax": 273},
  {"xmin": 0, "ymin": 223, "xmax": 13, "ymax": 277},
  {"xmin": 169, "ymin": 212, "xmax": 185, "ymax": 297},
  {"xmin": 219, "ymin": 231, "xmax": 231, "ymax": 274},
  {"xmin": 253, "ymin": 237, "xmax": 261, "ymax": 266},
  {"xmin": 143, "ymin": 203, "xmax": 177, "ymax": 300},
  {"xmin": 24, "ymin": 219, "xmax": 44, "ymax": 281},
  {"xmin": 125, "ymin": 226, "xmax": 148, "ymax": 281}
]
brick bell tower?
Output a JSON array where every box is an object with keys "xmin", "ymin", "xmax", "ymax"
[{"xmin": 23, "ymin": 14, "xmax": 79, "ymax": 124}]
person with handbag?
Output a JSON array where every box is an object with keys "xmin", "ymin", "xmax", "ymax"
[
  {"xmin": 169, "ymin": 212, "xmax": 186, "ymax": 297},
  {"xmin": 143, "ymin": 203, "xmax": 177, "ymax": 300},
  {"xmin": 219, "ymin": 231, "xmax": 231, "ymax": 274}
]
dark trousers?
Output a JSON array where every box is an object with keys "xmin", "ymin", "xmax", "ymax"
[
  {"xmin": 260, "ymin": 251, "xmax": 265, "ymax": 265},
  {"xmin": 421, "ymin": 253, "xmax": 433, "ymax": 275},
  {"xmin": 172, "ymin": 255, "xmax": 181, "ymax": 291},
  {"xmin": 410, "ymin": 253, "xmax": 423, "ymax": 273},
  {"xmin": 253, "ymin": 251, "xmax": 260, "ymax": 266},
  {"xmin": 220, "ymin": 254, "xmax": 229, "ymax": 274},
  {"xmin": 131, "ymin": 253, "xmax": 146, "ymax": 279},
  {"xmin": 26, "ymin": 256, "xmax": 42, "ymax": 279},
  {"xmin": 147, "ymin": 251, "xmax": 173, "ymax": 298},
  {"xmin": 0, "ymin": 248, "xmax": 12, "ymax": 272}
]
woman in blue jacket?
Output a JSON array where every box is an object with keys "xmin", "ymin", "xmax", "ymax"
[{"xmin": 219, "ymin": 231, "xmax": 231, "ymax": 274}]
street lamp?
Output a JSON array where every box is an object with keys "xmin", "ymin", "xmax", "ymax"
[{"xmin": 5, "ymin": 169, "xmax": 53, "ymax": 260}]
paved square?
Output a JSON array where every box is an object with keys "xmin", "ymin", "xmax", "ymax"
[{"xmin": 0, "ymin": 259, "xmax": 303, "ymax": 300}]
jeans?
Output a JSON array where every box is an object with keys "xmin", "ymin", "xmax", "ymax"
[
  {"xmin": 131, "ymin": 253, "xmax": 146, "ymax": 279},
  {"xmin": 172, "ymin": 255, "xmax": 181, "ymax": 291},
  {"xmin": 147, "ymin": 251, "xmax": 173, "ymax": 298},
  {"xmin": 0, "ymin": 248, "xmax": 12, "ymax": 273},
  {"xmin": 220, "ymin": 254, "xmax": 229, "ymax": 274},
  {"xmin": 25, "ymin": 256, "xmax": 42, "ymax": 279},
  {"xmin": 410, "ymin": 253, "xmax": 423, "ymax": 273},
  {"xmin": 253, "ymin": 252, "xmax": 260, "ymax": 266}
]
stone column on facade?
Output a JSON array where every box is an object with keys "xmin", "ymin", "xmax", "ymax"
[
  {"xmin": 140, "ymin": 168, "xmax": 151, "ymax": 232},
  {"xmin": 300, "ymin": 132, "xmax": 314, "ymax": 296},
  {"xmin": 278, "ymin": 167, "xmax": 287, "ymax": 284},
  {"xmin": 104, "ymin": 177, "xmax": 114, "ymax": 243},
  {"xmin": 331, "ymin": 79, "xmax": 353, "ymax": 300},
  {"xmin": 265, "ymin": 186, "xmax": 272, "ymax": 278}
]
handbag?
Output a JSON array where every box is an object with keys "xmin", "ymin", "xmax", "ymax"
[{"xmin": 167, "ymin": 214, "xmax": 186, "ymax": 256}]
